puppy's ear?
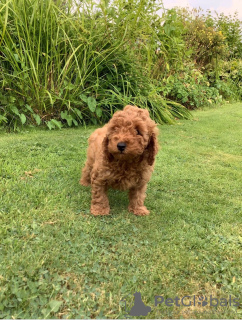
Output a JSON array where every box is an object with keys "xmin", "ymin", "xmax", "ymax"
[
  {"xmin": 103, "ymin": 135, "xmax": 113, "ymax": 162},
  {"xmin": 147, "ymin": 133, "xmax": 158, "ymax": 166}
]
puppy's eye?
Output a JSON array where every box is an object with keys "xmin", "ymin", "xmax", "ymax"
[{"xmin": 136, "ymin": 129, "xmax": 142, "ymax": 136}]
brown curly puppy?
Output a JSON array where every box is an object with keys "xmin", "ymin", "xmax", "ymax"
[{"xmin": 80, "ymin": 105, "xmax": 159, "ymax": 216}]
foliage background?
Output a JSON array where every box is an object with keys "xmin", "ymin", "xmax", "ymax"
[{"xmin": 0, "ymin": 0, "xmax": 241, "ymax": 129}]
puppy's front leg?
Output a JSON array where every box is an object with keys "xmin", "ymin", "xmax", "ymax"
[
  {"xmin": 91, "ymin": 183, "xmax": 110, "ymax": 216},
  {"xmin": 128, "ymin": 184, "xmax": 150, "ymax": 216}
]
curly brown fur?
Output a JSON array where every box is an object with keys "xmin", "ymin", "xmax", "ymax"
[{"xmin": 80, "ymin": 105, "xmax": 159, "ymax": 216}]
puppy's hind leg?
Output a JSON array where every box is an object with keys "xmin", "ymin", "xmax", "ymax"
[{"xmin": 80, "ymin": 161, "xmax": 92, "ymax": 186}]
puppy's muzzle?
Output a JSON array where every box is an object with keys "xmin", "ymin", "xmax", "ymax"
[{"xmin": 117, "ymin": 142, "xmax": 126, "ymax": 153}]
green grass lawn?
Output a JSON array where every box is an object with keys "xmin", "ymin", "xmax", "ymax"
[{"xmin": 0, "ymin": 103, "xmax": 241, "ymax": 319}]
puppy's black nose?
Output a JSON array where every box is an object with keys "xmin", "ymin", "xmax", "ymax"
[{"xmin": 117, "ymin": 142, "xmax": 126, "ymax": 152}]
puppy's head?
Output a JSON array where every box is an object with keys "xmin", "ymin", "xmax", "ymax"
[{"xmin": 103, "ymin": 105, "xmax": 158, "ymax": 165}]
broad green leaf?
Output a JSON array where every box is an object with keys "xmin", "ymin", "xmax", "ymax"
[
  {"xmin": 87, "ymin": 96, "xmax": 96, "ymax": 112},
  {"xmin": 66, "ymin": 116, "xmax": 73, "ymax": 126},
  {"xmin": 10, "ymin": 106, "xmax": 20, "ymax": 115},
  {"xmin": 0, "ymin": 115, "xmax": 7, "ymax": 124},
  {"xmin": 14, "ymin": 54, "xmax": 20, "ymax": 62},
  {"xmin": 33, "ymin": 114, "xmax": 41, "ymax": 125},
  {"xmin": 80, "ymin": 94, "xmax": 88, "ymax": 103},
  {"xmin": 19, "ymin": 113, "xmax": 26, "ymax": 124},
  {"xmin": 51, "ymin": 119, "xmax": 62, "ymax": 129},
  {"xmin": 91, "ymin": 118, "xmax": 97, "ymax": 125},
  {"xmin": 65, "ymin": 83, "xmax": 75, "ymax": 91},
  {"xmin": 61, "ymin": 111, "xmax": 68, "ymax": 119},
  {"xmin": 25, "ymin": 104, "xmax": 34, "ymax": 113},
  {"xmin": 46, "ymin": 121, "xmax": 55, "ymax": 130},
  {"xmin": 74, "ymin": 108, "xmax": 83, "ymax": 119},
  {"xmin": 96, "ymin": 106, "xmax": 102, "ymax": 118},
  {"xmin": 61, "ymin": 111, "xmax": 73, "ymax": 126},
  {"xmin": 48, "ymin": 300, "xmax": 63, "ymax": 313}
]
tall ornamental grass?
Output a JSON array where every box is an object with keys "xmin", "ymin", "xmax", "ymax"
[{"xmin": 0, "ymin": 0, "xmax": 191, "ymax": 129}]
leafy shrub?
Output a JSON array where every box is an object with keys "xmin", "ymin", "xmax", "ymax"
[
  {"xmin": 0, "ymin": 1, "xmax": 241, "ymax": 130},
  {"xmin": 215, "ymin": 60, "xmax": 242, "ymax": 100},
  {"xmin": 161, "ymin": 64, "xmax": 222, "ymax": 109},
  {"xmin": 159, "ymin": 8, "xmax": 242, "ymax": 106},
  {"xmin": 177, "ymin": 8, "xmax": 228, "ymax": 69},
  {"xmin": 213, "ymin": 12, "xmax": 242, "ymax": 59},
  {"xmin": 0, "ymin": 0, "xmax": 191, "ymax": 129},
  {"xmin": 151, "ymin": 8, "xmax": 189, "ymax": 79}
]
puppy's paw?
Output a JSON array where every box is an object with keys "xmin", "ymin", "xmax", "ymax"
[
  {"xmin": 91, "ymin": 205, "xmax": 110, "ymax": 216},
  {"xmin": 80, "ymin": 177, "xmax": 91, "ymax": 186},
  {"xmin": 128, "ymin": 206, "xmax": 150, "ymax": 216}
]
